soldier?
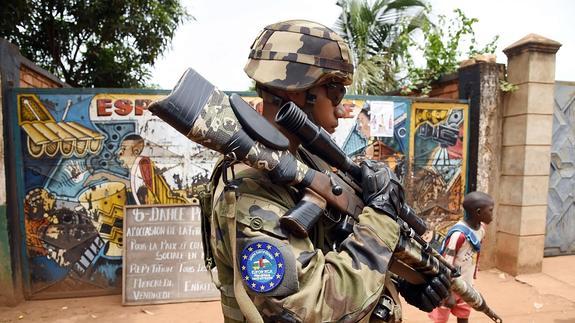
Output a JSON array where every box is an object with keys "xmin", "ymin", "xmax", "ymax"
[{"xmin": 207, "ymin": 20, "xmax": 450, "ymax": 322}]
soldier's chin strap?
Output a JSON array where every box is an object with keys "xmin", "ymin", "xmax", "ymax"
[{"xmin": 303, "ymin": 91, "xmax": 318, "ymax": 124}]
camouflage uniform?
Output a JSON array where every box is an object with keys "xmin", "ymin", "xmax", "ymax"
[
  {"xmin": 210, "ymin": 158, "xmax": 401, "ymax": 322},
  {"xmin": 207, "ymin": 20, "xmax": 402, "ymax": 322}
]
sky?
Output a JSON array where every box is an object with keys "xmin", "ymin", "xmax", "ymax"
[{"xmin": 150, "ymin": 0, "xmax": 575, "ymax": 91}]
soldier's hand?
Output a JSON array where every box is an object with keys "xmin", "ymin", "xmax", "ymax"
[
  {"xmin": 397, "ymin": 274, "xmax": 451, "ymax": 312},
  {"xmin": 360, "ymin": 160, "xmax": 392, "ymax": 205},
  {"xmin": 360, "ymin": 160, "xmax": 406, "ymax": 220}
]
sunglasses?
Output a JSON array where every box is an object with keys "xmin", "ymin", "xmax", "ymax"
[{"xmin": 323, "ymin": 82, "xmax": 346, "ymax": 106}]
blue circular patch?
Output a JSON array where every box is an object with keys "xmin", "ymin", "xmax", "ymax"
[{"xmin": 240, "ymin": 242, "xmax": 285, "ymax": 293}]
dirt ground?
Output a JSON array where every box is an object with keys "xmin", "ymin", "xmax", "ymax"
[{"xmin": 1, "ymin": 256, "xmax": 574, "ymax": 323}]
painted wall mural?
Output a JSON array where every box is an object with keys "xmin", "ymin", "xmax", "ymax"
[
  {"xmin": 407, "ymin": 102, "xmax": 468, "ymax": 234},
  {"xmin": 16, "ymin": 91, "xmax": 218, "ymax": 297},
  {"xmin": 339, "ymin": 98, "xmax": 410, "ymax": 182},
  {"xmin": 338, "ymin": 99, "xmax": 469, "ymax": 240}
]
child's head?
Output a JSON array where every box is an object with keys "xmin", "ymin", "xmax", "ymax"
[{"xmin": 462, "ymin": 191, "xmax": 494, "ymax": 225}]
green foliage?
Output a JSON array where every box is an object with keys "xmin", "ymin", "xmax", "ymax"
[
  {"xmin": 0, "ymin": 0, "xmax": 190, "ymax": 87},
  {"xmin": 398, "ymin": 8, "xmax": 499, "ymax": 96},
  {"xmin": 336, "ymin": 0, "xmax": 428, "ymax": 95},
  {"xmin": 499, "ymin": 80, "xmax": 518, "ymax": 92}
]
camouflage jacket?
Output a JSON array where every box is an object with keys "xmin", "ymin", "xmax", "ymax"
[{"xmin": 209, "ymin": 154, "xmax": 401, "ymax": 323}]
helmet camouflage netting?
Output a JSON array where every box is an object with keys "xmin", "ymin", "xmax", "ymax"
[{"xmin": 244, "ymin": 19, "xmax": 354, "ymax": 92}]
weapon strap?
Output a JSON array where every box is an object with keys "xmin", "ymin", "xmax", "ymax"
[
  {"xmin": 225, "ymin": 188, "xmax": 264, "ymax": 323},
  {"xmin": 385, "ymin": 274, "xmax": 403, "ymax": 322},
  {"xmin": 439, "ymin": 223, "xmax": 481, "ymax": 254}
]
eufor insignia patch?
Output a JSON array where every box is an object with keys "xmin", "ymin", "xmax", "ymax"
[{"xmin": 240, "ymin": 242, "xmax": 285, "ymax": 293}]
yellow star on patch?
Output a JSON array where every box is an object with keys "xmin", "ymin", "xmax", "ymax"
[
  {"xmin": 251, "ymin": 283, "xmax": 256, "ymax": 288},
  {"xmin": 260, "ymin": 285, "xmax": 265, "ymax": 290},
  {"xmin": 245, "ymin": 275, "xmax": 250, "ymax": 280},
  {"xmin": 267, "ymin": 245, "xmax": 272, "ymax": 250},
  {"xmin": 257, "ymin": 243, "xmax": 262, "ymax": 248},
  {"xmin": 248, "ymin": 247, "xmax": 253, "ymax": 252},
  {"xmin": 242, "ymin": 265, "xmax": 246, "ymax": 270},
  {"xmin": 242, "ymin": 255, "xmax": 247, "ymax": 260},
  {"xmin": 276, "ymin": 274, "xmax": 281, "ymax": 279},
  {"xmin": 274, "ymin": 252, "xmax": 279, "ymax": 257},
  {"xmin": 269, "ymin": 282, "xmax": 274, "ymax": 287},
  {"xmin": 278, "ymin": 263, "xmax": 283, "ymax": 268}
]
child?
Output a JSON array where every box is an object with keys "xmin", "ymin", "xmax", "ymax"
[{"xmin": 429, "ymin": 191, "xmax": 494, "ymax": 323}]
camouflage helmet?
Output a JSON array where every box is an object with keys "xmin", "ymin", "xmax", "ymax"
[{"xmin": 244, "ymin": 20, "xmax": 354, "ymax": 92}]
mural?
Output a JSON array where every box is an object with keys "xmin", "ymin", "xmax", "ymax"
[
  {"xmin": 340, "ymin": 99, "xmax": 410, "ymax": 182},
  {"xmin": 13, "ymin": 90, "xmax": 468, "ymax": 298},
  {"xmin": 16, "ymin": 92, "xmax": 218, "ymax": 297},
  {"xmin": 407, "ymin": 102, "xmax": 468, "ymax": 234},
  {"xmin": 339, "ymin": 99, "xmax": 469, "ymax": 243}
]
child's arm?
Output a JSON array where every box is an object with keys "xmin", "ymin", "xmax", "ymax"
[{"xmin": 441, "ymin": 232, "xmax": 466, "ymax": 308}]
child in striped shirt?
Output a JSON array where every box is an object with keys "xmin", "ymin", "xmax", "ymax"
[{"xmin": 429, "ymin": 191, "xmax": 494, "ymax": 323}]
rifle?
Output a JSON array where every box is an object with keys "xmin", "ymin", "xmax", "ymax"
[{"xmin": 148, "ymin": 68, "xmax": 502, "ymax": 323}]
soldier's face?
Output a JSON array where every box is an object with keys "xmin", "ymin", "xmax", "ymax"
[{"xmin": 309, "ymin": 84, "xmax": 345, "ymax": 134}]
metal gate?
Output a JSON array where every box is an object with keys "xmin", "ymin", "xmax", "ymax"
[{"xmin": 545, "ymin": 81, "xmax": 575, "ymax": 256}]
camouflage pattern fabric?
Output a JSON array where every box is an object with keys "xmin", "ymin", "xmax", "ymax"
[
  {"xmin": 187, "ymin": 88, "xmax": 309, "ymax": 179},
  {"xmin": 209, "ymin": 160, "xmax": 401, "ymax": 322},
  {"xmin": 244, "ymin": 20, "xmax": 354, "ymax": 92}
]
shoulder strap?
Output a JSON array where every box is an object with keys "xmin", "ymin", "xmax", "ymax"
[
  {"xmin": 225, "ymin": 189, "xmax": 264, "ymax": 323},
  {"xmin": 439, "ymin": 223, "xmax": 481, "ymax": 254}
]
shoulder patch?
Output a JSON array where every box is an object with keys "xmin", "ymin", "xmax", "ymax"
[{"xmin": 240, "ymin": 241, "xmax": 285, "ymax": 293}]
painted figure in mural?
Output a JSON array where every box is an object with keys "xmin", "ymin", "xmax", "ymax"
[
  {"xmin": 23, "ymin": 188, "xmax": 56, "ymax": 256},
  {"xmin": 206, "ymin": 19, "xmax": 450, "ymax": 322},
  {"xmin": 357, "ymin": 108, "xmax": 371, "ymax": 139},
  {"xmin": 429, "ymin": 191, "xmax": 494, "ymax": 323},
  {"xmin": 86, "ymin": 134, "xmax": 186, "ymax": 205}
]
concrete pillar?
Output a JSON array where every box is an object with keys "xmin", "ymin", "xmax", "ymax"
[
  {"xmin": 458, "ymin": 62, "xmax": 505, "ymax": 269},
  {"xmin": 497, "ymin": 34, "xmax": 561, "ymax": 275}
]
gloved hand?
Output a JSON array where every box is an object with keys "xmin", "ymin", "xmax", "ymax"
[
  {"xmin": 397, "ymin": 274, "xmax": 451, "ymax": 312},
  {"xmin": 360, "ymin": 160, "xmax": 392, "ymax": 205},
  {"xmin": 360, "ymin": 160, "xmax": 401, "ymax": 218}
]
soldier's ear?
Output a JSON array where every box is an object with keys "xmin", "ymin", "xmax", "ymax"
[{"xmin": 476, "ymin": 208, "xmax": 481, "ymax": 214}]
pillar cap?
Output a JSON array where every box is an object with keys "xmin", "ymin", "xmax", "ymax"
[{"xmin": 503, "ymin": 34, "xmax": 561, "ymax": 58}]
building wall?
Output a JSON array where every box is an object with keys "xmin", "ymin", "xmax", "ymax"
[
  {"xmin": 20, "ymin": 66, "xmax": 63, "ymax": 88},
  {"xmin": 428, "ymin": 78, "xmax": 460, "ymax": 100}
]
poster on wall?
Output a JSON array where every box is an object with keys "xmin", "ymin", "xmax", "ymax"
[
  {"xmin": 369, "ymin": 101, "xmax": 395, "ymax": 137},
  {"xmin": 15, "ymin": 91, "xmax": 219, "ymax": 298}
]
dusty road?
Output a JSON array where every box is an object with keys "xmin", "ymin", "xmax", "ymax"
[{"xmin": 1, "ymin": 256, "xmax": 574, "ymax": 323}]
